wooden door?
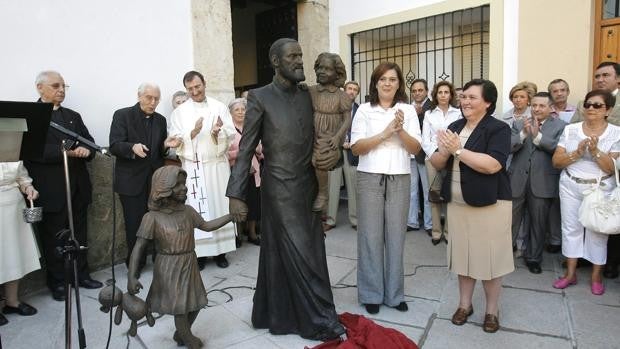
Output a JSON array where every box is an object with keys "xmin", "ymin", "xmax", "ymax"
[
  {"xmin": 599, "ymin": 24, "xmax": 620, "ymax": 62},
  {"xmin": 594, "ymin": 0, "xmax": 620, "ymax": 68}
]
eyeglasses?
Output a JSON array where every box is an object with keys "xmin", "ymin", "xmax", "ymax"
[
  {"xmin": 47, "ymin": 83, "xmax": 69, "ymax": 90},
  {"xmin": 583, "ymin": 102, "xmax": 606, "ymax": 109}
]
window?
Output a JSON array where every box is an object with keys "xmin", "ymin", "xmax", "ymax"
[
  {"xmin": 604, "ymin": 0, "xmax": 620, "ymax": 19},
  {"xmin": 350, "ymin": 5, "xmax": 490, "ymax": 102}
]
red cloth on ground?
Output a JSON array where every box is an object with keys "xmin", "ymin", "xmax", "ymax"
[{"xmin": 307, "ymin": 312, "xmax": 419, "ymax": 349}]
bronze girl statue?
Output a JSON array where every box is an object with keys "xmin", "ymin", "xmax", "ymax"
[
  {"xmin": 309, "ymin": 52, "xmax": 352, "ymax": 213},
  {"xmin": 127, "ymin": 166, "xmax": 232, "ymax": 348}
]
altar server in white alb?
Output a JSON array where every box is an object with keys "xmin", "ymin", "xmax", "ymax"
[{"xmin": 169, "ymin": 70, "xmax": 237, "ymax": 269}]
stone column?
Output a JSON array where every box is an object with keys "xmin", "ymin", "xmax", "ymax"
[
  {"xmin": 297, "ymin": 0, "xmax": 330, "ymax": 85},
  {"xmin": 191, "ymin": 0, "xmax": 236, "ymax": 104}
]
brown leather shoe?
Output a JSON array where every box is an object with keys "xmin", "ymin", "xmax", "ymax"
[
  {"xmin": 482, "ymin": 313, "xmax": 500, "ymax": 333},
  {"xmin": 451, "ymin": 306, "xmax": 473, "ymax": 325}
]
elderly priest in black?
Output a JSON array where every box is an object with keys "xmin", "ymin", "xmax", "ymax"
[
  {"xmin": 25, "ymin": 70, "xmax": 103, "ymax": 301},
  {"xmin": 109, "ymin": 83, "xmax": 181, "ymax": 275}
]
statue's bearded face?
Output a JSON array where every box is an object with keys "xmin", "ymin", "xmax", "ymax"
[{"xmin": 277, "ymin": 42, "xmax": 305, "ymax": 83}]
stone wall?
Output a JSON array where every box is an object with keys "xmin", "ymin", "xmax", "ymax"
[
  {"xmin": 86, "ymin": 153, "xmax": 128, "ymax": 270},
  {"xmin": 297, "ymin": 0, "xmax": 330, "ymax": 85},
  {"xmin": 191, "ymin": 0, "xmax": 236, "ymax": 104}
]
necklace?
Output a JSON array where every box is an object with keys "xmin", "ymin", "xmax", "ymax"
[{"xmin": 583, "ymin": 122, "xmax": 607, "ymax": 137}]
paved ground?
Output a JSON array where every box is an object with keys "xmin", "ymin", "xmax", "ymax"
[{"xmin": 2, "ymin": 205, "xmax": 620, "ymax": 349}]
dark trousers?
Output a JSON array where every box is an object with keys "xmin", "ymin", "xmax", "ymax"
[
  {"xmin": 607, "ymin": 235, "xmax": 620, "ymax": 268},
  {"xmin": 119, "ymin": 190, "xmax": 149, "ymax": 263},
  {"xmin": 37, "ymin": 199, "xmax": 90, "ymax": 289}
]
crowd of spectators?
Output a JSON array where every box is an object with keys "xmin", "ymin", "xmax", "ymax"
[{"xmin": 1, "ymin": 60, "xmax": 618, "ymax": 336}]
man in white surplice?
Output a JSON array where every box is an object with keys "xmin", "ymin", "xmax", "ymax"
[{"xmin": 169, "ymin": 70, "xmax": 236, "ymax": 269}]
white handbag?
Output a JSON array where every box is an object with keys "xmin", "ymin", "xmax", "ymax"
[{"xmin": 578, "ymin": 158, "xmax": 620, "ymax": 235}]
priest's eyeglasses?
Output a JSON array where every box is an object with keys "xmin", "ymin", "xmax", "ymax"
[{"xmin": 47, "ymin": 83, "xmax": 69, "ymax": 90}]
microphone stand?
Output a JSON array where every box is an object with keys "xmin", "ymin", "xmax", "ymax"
[{"xmin": 53, "ymin": 129, "xmax": 109, "ymax": 349}]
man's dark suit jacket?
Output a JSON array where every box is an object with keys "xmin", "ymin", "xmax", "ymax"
[
  {"xmin": 109, "ymin": 103, "xmax": 168, "ymax": 196},
  {"xmin": 415, "ymin": 98, "xmax": 433, "ymax": 164},
  {"xmin": 439, "ymin": 113, "xmax": 512, "ymax": 207},
  {"xmin": 508, "ymin": 117, "xmax": 566, "ymax": 199},
  {"xmin": 345, "ymin": 102, "xmax": 359, "ymax": 166},
  {"xmin": 25, "ymin": 103, "xmax": 95, "ymax": 213}
]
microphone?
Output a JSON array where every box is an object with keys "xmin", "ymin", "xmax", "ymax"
[{"xmin": 49, "ymin": 121, "xmax": 110, "ymax": 156}]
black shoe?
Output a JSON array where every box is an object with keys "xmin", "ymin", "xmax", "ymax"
[
  {"xmin": 247, "ymin": 235, "xmax": 261, "ymax": 246},
  {"xmin": 197, "ymin": 257, "xmax": 208, "ymax": 271},
  {"xmin": 425, "ymin": 229, "xmax": 432, "ymax": 237},
  {"xmin": 406, "ymin": 226, "xmax": 418, "ymax": 232},
  {"xmin": 364, "ymin": 303, "xmax": 380, "ymax": 314},
  {"xmin": 603, "ymin": 264, "xmax": 619, "ymax": 279},
  {"xmin": 546, "ymin": 244, "xmax": 561, "ymax": 254},
  {"xmin": 51, "ymin": 285, "xmax": 65, "ymax": 301},
  {"xmin": 79, "ymin": 277, "xmax": 103, "ymax": 289},
  {"xmin": 525, "ymin": 261, "xmax": 542, "ymax": 274},
  {"xmin": 393, "ymin": 302, "xmax": 408, "ymax": 312},
  {"xmin": 0, "ymin": 313, "xmax": 7, "ymax": 326},
  {"xmin": 3, "ymin": 303, "xmax": 37, "ymax": 316},
  {"xmin": 431, "ymin": 238, "xmax": 441, "ymax": 245},
  {"xmin": 215, "ymin": 254, "xmax": 229, "ymax": 268}
]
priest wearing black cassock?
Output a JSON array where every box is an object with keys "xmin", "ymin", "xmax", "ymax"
[
  {"xmin": 109, "ymin": 83, "xmax": 181, "ymax": 276},
  {"xmin": 25, "ymin": 70, "xmax": 103, "ymax": 301},
  {"xmin": 226, "ymin": 38, "xmax": 344, "ymax": 341}
]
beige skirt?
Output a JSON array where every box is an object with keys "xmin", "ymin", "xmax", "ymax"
[
  {"xmin": 447, "ymin": 199, "xmax": 514, "ymax": 280},
  {"xmin": 446, "ymin": 177, "xmax": 514, "ymax": 280}
]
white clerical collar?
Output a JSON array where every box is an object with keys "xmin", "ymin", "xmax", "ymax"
[
  {"xmin": 40, "ymin": 97, "xmax": 60, "ymax": 110},
  {"xmin": 613, "ymin": 88, "xmax": 618, "ymax": 97},
  {"xmin": 191, "ymin": 98, "xmax": 208, "ymax": 106}
]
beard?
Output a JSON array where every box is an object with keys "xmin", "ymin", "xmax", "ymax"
[{"xmin": 280, "ymin": 66, "xmax": 306, "ymax": 83}]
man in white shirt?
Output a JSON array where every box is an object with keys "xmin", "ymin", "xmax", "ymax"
[
  {"xmin": 169, "ymin": 70, "xmax": 236, "ymax": 269},
  {"xmin": 408, "ymin": 79, "xmax": 432, "ymax": 234}
]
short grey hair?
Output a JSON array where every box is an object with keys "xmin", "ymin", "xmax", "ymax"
[
  {"xmin": 138, "ymin": 82, "xmax": 160, "ymax": 96},
  {"xmin": 35, "ymin": 70, "xmax": 61, "ymax": 85},
  {"xmin": 172, "ymin": 90, "xmax": 187, "ymax": 99},
  {"xmin": 228, "ymin": 98, "xmax": 246, "ymax": 112}
]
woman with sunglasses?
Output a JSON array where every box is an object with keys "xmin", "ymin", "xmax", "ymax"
[{"xmin": 551, "ymin": 89, "xmax": 620, "ymax": 295}]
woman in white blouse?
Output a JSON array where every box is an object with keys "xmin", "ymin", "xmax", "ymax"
[
  {"xmin": 351, "ymin": 62, "xmax": 422, "ymax": 315},
  {"xmin": 422, "ymin": 81, "xmax": 462, "ymax": 245},
  {"xmin": 551, "ymin": 89, "xmax": 620, "ymax": 295}
]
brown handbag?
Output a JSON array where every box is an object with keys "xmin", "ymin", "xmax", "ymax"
[{"xmin": 428, "ymin": 171, "xmax": 446, "ymax": 203}]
